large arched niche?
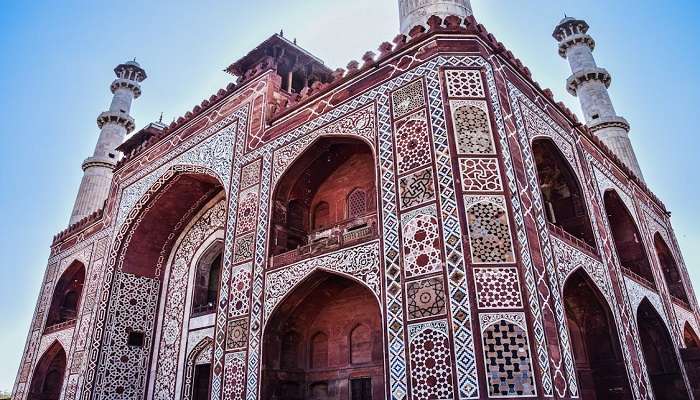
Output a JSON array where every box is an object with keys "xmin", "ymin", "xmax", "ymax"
[
  {"xmin": 45, "ymin": 260, "xmax": 85, "ymax": 329},
  {"xmin": 261, "ymin": 270, "xmax": 385, "ymax": 400},
  {"xmin": 603, "ymin": 190, "xmax": 655, "ymax": 286},
  {"xmin": 637, "ymin": 299, "xmax": 690, "ymax": 400},
  {"xmin": 562, "ymin": 269, "xmax": 632, "ymax": 400},
  {"xmin": 269, "ymin": 136, "xmax": 378, "ymax": 259},
  {"xmin": 27, "ymin": 341, "xmax": 66, "ymax": 400},
  {"xmin": 653, "ymin": 233, "xmax": 689, "ymax": 304},
  {"xmin": 98, "ymin": 168, "xmax": 225, "ymax": 399},
  {"xmin": 532, "ymin": 138, "xmax": 595, "ymax": 247}
]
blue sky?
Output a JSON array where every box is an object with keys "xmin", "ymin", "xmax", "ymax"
[{"xmin": 1, "ymin": 0, "xmax": 699, "ymax": 392}]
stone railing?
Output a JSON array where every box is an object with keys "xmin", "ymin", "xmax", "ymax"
[
  {"xmin": 620, "ymin": 266, "xmax": 656, "ymax": 290},
  {"xmin": 192, "ymin": 303, "xmax": 216, "ymax": 316},
  {"xmin": 547, "ymin": 222, "xmax": 597, "ymax": 255},
  {"xmin": 671, "ymin": 295, "xmax": 691, "ymax": 310},
  {"xmin": 271, "ymin": 214, "xmax": 378, "ymax": 268},
  {"xmin": 44, "ymin": 319, "xmax": 77, "ymax": 335}
]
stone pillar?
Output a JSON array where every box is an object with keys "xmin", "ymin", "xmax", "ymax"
[
  {"xmin": 398, "ymin": 0, "xmax": 472, "ymax": 35},
  {"xmin": 553, "ymin": 17, "xmax": 644, "ymax": 181},
  {"xmin": 69, "ymin": 61, "xmax": 146, "ymax": 225}
]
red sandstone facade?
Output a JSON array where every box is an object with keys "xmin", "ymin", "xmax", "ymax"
[{"xmin": 12, "ymin": 10, "xmax": 700, "ymax": 400}]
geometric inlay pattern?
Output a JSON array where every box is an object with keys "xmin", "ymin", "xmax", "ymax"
[
  {"xmin": 459, "ymin": 157, "xmax": 503, "ymax": 192},
  {"xmin": 232, "ymin": 233, "xmax": 254, "ymax": 264},
  {"xmin": 398, "ymin": 167, "xmax": 435, "ymax": 209},
  {"xmin": 406, "ymin": 276, "xmax": 447, "ymax": 320},
  {"xmin": 401, "ymin": 206, "xmax": 442, "ymax": 278},
  {"xmin": 236, "ymin": 187, "xmax": 259, "ymax": 234},
  {"xmin": 464, "ymin": 196, "xmax": 515, "ymax": 264},
  {"xmin": 223, "ymin": 351, "xmax": 246, "ymax": 400},
  {"xmin": 474, "ymin": 267, "xmax": 523, "ymax": 309},
  {"xmin": 391, "ymin": 79, "xmax": 425, "ymax": 118},
  {"xmin": 408, "ymin": 321, "xmax": 455, "ymax": 400},
  {"xmin": 226, "ymin": 318, "xmax": 248, "ymax": 351},
  {"xmin": 451, "ymin": 100, "xmax": 495, "ymax": 155},
  {"xmin": 480, "ymin": 313, "xmax": 536, "ymax": 397},
  {"xmin": 394, "ymin": 111, "xmax": 432, "ymax": 174},
  {"xmin": 445, "ymin": 69, "xmax": 485, "ymax": 98}
]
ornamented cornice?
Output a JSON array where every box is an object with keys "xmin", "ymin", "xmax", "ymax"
[
  {"xmin": 110, "ymin": 78, "xmax": 142, "ymax": 98},
  {"xmin": 558, "ymin": 33, "xmax": 595, "ymax": 57}
]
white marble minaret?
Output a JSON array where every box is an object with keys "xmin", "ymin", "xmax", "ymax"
[
  {"xmin": 398, "ymin": 0, "xmax": 472, "ymax": 35},
  {"xmin": 69, "ymin": 61, "xmax": 146, "ymax": 224},
  {"xmin": 553, "ymin": 17, "xmax": 644, "ymax": 180}
]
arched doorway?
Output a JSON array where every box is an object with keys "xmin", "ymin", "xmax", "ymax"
[
  {"xmin": 45, "ymin": 261, "xmax": 85, "ymax": 329},
  {"xmin": 269, "ymin": 137, "xmax": 377, "ymax": 262},
  {"xmin": 532, "ymin": 138, "xmax": 595, "ymax": 247},
  {"xmin": 563, "ymin": 270, "xmax": 632, "ymax": 399},
  {"xmin": 637, "ymin": 300, "xmax": 689, "ymax": 400},
  {"xmin": 27, "ymin": 342, "xmax": 66, "ymax": 400},
  {"xmin": 261, "ymin": 271, "xmax": 384, "ymax": 400},
  {"xmin": 653, "ymin": 234, "xmax": 689, "ymax": 304},
  {"xmin": 603, "ymin": 190, "xmax": 655, "ymax": 285}
]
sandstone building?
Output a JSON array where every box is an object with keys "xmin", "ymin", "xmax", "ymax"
[{"xmin": 12, "ymin": 1, "xmax": 700, "ymax": 399}]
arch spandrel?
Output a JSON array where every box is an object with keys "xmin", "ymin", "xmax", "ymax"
[{"xmin": 263, "ymin": 241, "xmax": 381, "ymax": 325}]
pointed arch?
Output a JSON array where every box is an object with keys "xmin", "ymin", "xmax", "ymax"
[
  {"xmin": 182, "ymin": 336, "xmax": 213, "ymax": 400},
  {"xmin": 532, "ymin": 138, "xmax": 595, "ymax": 247},
  {"xmin": 269, "ymin": 136, "xmax": 377, "ymax": 257},
  {"xmin": 603, "ymin": 190, "xmax": 655, "ymax": 286},
  {"xmin": 191, "ymin": 239, "xmax": 224, "ymax": 315},
  {"xmin": 45, "ymin": 260, "xmax": 85, "ymax": 330},
  {"xmin": 653, "ymin": 233, "xmax": 689, "ymax": 304},
  {"xmin": 563, "ymin": 269, "xmax": 632, "ymax": 399},
  {"xmin": 684, "ymin": 322, "xmax": 700, "ymax": 349},
  {"xmin": 261, "ymin": 270, "xmax": 385, "ymax": 400},
  {"xmin": 27, "ymin": 341, "xmax": 66, "ymax": 400},
  {"xmin": 637, "ymin": 299, "xmax": 689, "ymax": 399}
]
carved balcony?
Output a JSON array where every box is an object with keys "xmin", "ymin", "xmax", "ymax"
[
  {"xmin": 43, "ymin": 318, "xmax": 77, "ymax": 335},
  {"xmin": 620, "ymin": 266, "xmax": 657, "ymax": 290},
  {"xmin": 191, "ymin": 302, "xmax": 217, "ymax": 317},
  {"xmin": 271, "ymin": 213, "xmax": 378, "ymax": 269}
]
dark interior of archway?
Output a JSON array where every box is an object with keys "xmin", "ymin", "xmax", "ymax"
[
  {"xmin": 603, "ymin": 191, "xmax": 655, "ymax": 285},
  {"xmin": 533, "ymin": 139, "xmax": 595, "ymax": 247},
  {"xmin": 684, "ymin": 323, "xmax": 700, "ymax": 349},
  {"xmin": 654, "ymin": 234, "xmax": 689, "ymax": 303},
  {"xmin": 563, "ymin": 270, "xmax": 632, "ymax": 400},
  {"xmin": 192, "ymin": 364, "xmax": 212, "ymax": 400},
  {"xmin": 637, "ymin": 300, "xmax": 689, "ymax": 400},
  {"xmin": 27, "ymin": 343, "xmax": 66, "ymax": 400},
  {"xmin": 270, "ymin": 138, "xmax": 376, "ymax": 256},
  {"xmin": 121, "ymin": 174, "xmax": 222, "ymax": 278},
  {"xmin": 261, "ymin": 272, "xmax": 384, "ymax": 400},
  {"xmin": 45, "ymin": 261, "xmax": 85, "ymax": 328}
]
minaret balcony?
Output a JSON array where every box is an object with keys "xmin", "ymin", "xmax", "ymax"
[
  {"xmin": 558, "ymin": 33, "xmax": 595, "ymax": 57},
  {"xmin": 96, "ymin": 110, "xmax": 135, "ymax": 133},
  {"xmin": 566, "ymin": 67, "xmax": 611, "ymax": 95},
  {"xmin": 110, "ymin": 78, "xmax": 142, "ymax": 98},
  {"xmin": 270, "ymin": 213, "xmax": 378, "ymax": 269},
  {"xmin": 588, "ymin": 115, "xmax": 630, "ymax": 133}
]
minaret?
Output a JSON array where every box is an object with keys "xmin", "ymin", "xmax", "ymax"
[
  {"xmin": 398, "ymin": 0, "xmax": 472, "ymax": 35},
  {"xmin": 69, "ymin": 61, "xmax": 146, "ymax": 225},
  {"xmin": 553, "ymin": 17, "xmax": 644, "ymax": 180}
]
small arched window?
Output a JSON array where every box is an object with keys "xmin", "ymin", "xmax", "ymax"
[
  {"xmin": 46, "ymin": 261, "xmax": 85, "ymax": 328},
  {"xmin": 347, "ymin": 189, "xmax": 368, "ymax": 219},
  {"xmin": 281, "ymin": 331, "xmax": 299, "ymax": 370},
  {"xmin": 310, "ymin": 332, "xmax": 328, "ymax": 369},
  {"xmin": 312, "ymin": 202, "xmax": 330, "ymax": 231},
  {"xmin": 192, "ymin": 245, "xmax": 223, "ymax": 314},
  {"xmin": 350, "ymin": 324, "xmax": 372, "ymax": 364}
]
